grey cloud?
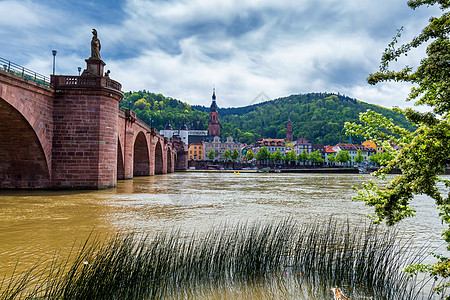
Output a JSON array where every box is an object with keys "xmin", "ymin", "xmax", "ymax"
[{"xmin": 0, "ymin": 0, "xmax": 442, "ymax": 110}]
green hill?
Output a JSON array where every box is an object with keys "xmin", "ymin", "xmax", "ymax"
[
  {"xmin": 193, "ymin": 93, "xmax": 413, "ymax": 145},
  {"xmin": 120, "ymin": 90, "xmax": 209, "ymax": 131},
  {"xmin": 121, "ymin": 91, "xmax": 413, "ymax": 145}
]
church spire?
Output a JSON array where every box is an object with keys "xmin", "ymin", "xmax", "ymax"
[{"xmin": 210, "ymin": 87, "xmax": 218, "ymax": 112}]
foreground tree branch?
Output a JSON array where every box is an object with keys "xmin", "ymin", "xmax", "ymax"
[{"xmin": 345, "ymin": 0, "xmax": 450, "ymax": 297}]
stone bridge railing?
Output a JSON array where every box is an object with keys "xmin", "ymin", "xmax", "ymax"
[{"xmin": 52, "ymin": 75, "xmax": 122, "ymax": 92}]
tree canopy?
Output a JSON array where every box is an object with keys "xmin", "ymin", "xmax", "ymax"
[
  {"xmin": 120, "ymin": 91, "xmax": 209, "ymax": 132},
  {"xmin": 194, "ymin": 92, "xmax": 414, "ymax": 145},
  {"xmin": 207, "ymin": 149, "xmax": 215, "ymax": 160},
  {"xmin": 344, "ymin": 1, "xmax": 450, "ymax": 296}
]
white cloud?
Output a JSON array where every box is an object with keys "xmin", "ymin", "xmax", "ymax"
[
  {"xmin": 0, "ymin": 1, "xmax": 45, "ymax": 28},
  {"xmin": 0, "ymin": 0, "xmax": 442, "ymax": 110}
]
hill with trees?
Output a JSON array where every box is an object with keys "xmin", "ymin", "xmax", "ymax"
[
  {"xmin": 193, "ymin": 92, "xmax": 413, "ymax": 145},
  {"xmin": 121, "ymin": 91, "xmax": 413, "ymax": 145},
  {"xmin": 120, "ymin": 91, "xmax": 209, "ymax": 131}
]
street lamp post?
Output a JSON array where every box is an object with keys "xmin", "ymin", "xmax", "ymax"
[
  {"xmin": 52, "ymin": 50, "xmax": 57, "ymax": 75},
  {"xmin": 78, "ymin": 67, "xmax": 81, "ymax": 76}
]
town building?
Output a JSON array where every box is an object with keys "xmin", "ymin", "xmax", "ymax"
[
  {"xmin": 354, "ymin": 144, "xmax": 376, "ymax": 160},
  {"xmin": 332, "ymin": 143, "xmax": 375, "ymax": 162},
  {"xmin": 159, "ymin": 121, "xmax": 189, "ymax": 150},
  {"xmin": 362, "ymin": 140, "xmax": 382, "ymax": 153},
  {"xmin": 161, "ymin": 88, "xmax": 246, "ymax": 162},
  {"xmin": 293, "ymin": 138, "xmax": 312, "ymax": 155},
  {"xmin": 252, "ymin": 139, "xmax": 286, "ymax": 155},
  {"xmin": 324, "ymin": 146, "xmax": 337, "ymax": 164},
  {"xmin": 332, "ymin": 143, "xmax": 358, "ymax": 161},
  {"xmin": 161, "ymin": 120, "xmax": 174, "ymax": 139},
  {"xmin": 188, "ymin": 141, "xmax": 203, "ymax": 161},
  {"xmin": 203, "ymin": 136, "xmax": 243, "ymax": 161}
]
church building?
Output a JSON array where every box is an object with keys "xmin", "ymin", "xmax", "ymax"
[
  {"xmin": 286, "ymin": 119, "xmax": 293, "ymax": 142},
  {"xmin": 208, "ymin": 88, "xmax": 220, "ymax": 136}
]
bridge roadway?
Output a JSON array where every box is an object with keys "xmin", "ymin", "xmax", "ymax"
[{"xmin": 0, "ymin": 69, "xmax": 187, "ymax": 189}]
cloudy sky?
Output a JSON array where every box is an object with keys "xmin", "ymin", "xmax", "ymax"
[{"xmin": 0, "ymin": 0, "xmax": 441, "ymax": 108}]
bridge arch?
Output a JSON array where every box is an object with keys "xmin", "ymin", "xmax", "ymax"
[
  {"xmin": 133, "ymin": 131, "xmax": 150, "ymax": 176},
  {"xmin": 155, "ymin": 140, "xmax": 164, "ymax": 174},
  {"xmin": 167, "ymin": 149, "xmax": 172, "ymax": 173},
  {"xmin": 0, "ymin": 99, "xmax": 50, "ymax": 188},
  {"xmin": 117, "ymin": 138, "xmax": 125, "ymax": 180}
]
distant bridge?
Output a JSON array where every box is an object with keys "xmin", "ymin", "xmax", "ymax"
[{"xmin": 0, "ymin": 59, "xmax": 187, "ymax": 189}]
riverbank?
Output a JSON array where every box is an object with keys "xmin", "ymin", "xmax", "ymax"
[
  {"xmin": 183, "ymin": 167, "xmax": 359, "ymax": 174},
  {"xmin": 183, "ymin": 167, "xmax": 450, "ymax": 175}
]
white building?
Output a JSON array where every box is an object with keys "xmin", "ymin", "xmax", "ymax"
[
  {"xmin": 293, "ymin": 138, "xmax": 312, "ymax": 155},
  {"xmin": 203, "ymin": 136, "xmax": 243, "ymax": 161},
  {"xmin": 332, "ymin": 143, "xmax": 375, "ymax": 162}
]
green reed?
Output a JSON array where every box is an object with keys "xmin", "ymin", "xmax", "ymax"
[{"xmin": 0, "ymin": 218, "xmax": 446, "ymax": 299}]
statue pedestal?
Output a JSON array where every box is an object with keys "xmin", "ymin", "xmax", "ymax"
[{"xmin": 82, "ymin": 58, "xmax": 105, "ymax": 76}]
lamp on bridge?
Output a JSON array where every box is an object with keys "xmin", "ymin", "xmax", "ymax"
[
  {"xmin": 78, "ymin": 67, "xmax": 81, "ymax": 76},
  {"xmin": 52, "ymin": 50, "xmax": 57, "ymax": 75}
]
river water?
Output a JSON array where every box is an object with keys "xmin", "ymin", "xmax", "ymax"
[{"xmin": 0, "ymin": 172, "xmax": 448, "ymax": 297}]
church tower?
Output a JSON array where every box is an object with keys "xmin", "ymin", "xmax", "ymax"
[
  {"xmin": 208, "ymin": 88, "xmax": 220, "ymax": 137},
  {"xmin": 286, "ymin": 119, "xmax": 293, "ymax": 142}
]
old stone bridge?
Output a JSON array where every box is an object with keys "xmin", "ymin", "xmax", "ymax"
[{"xmin": 0, "ymin": 64, "xmax": 187, "ymax": 189}]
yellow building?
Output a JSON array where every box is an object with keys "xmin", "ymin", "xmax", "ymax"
[
  {"xmin": 188, "ymin": 142, "xmax": 203, "ymax": 161},
  {"xmin": 362, "ymin": 140, "xmax": 383, "ymax": 153}
]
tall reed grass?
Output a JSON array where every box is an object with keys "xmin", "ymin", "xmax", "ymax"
[{"xmin": 0, "ymin": 218, "xmax": 446, "ymax": 299}]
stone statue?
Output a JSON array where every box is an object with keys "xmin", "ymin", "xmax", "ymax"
[{"xmin": 90, "ymin": 29, "xmax": 101, "ymax": 60}]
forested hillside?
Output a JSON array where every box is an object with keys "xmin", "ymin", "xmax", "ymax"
[
  {"xmin": 120, "ymin": 91, "xmax": 209, "ymax": 131},
  {"xmin": 194, "ymin": 93, "xmax": 413, "ymax": 145},
  {"xmin": 121, "ymin": 91, "xmax": 413, "ymax": 145}
]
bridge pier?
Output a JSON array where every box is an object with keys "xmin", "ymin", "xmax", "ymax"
[{"xmin": 51, "ymin": 75, "xmax": 123, "ymax": 189}]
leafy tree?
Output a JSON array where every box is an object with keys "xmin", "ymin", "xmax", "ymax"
[
  {"xmin": 231, "ymin": 149, "xmax": 239, "ymax": 161},
  {"xmin": 223, "ymin": 150, "xmax": 231, "ymax": 160},
  {"xmin": 344, "ymin": 1, "xmax": 450, "ymax": 296},
  {"xmin": 327, "ymin": 153, "xmax": 336, "ymax": 166},
  {"xmin": 207, "ymin": 149, "xmax": 215, "ymax": 160},
  {"xmin": 297, "ymin": 150, "xmax": 309, "ymax": 165},
  {"xmin": 270, "ymin": 149, "xmax": 283, "ymax": 163},
  {"xmin": 369, "ymin": 151, "xmax": 394, "ymax": 166},
  {"xmin": 245, "ymin": 149, "xmax": 254, "ymax": 161},
  {"xmin": 354, "ymin": 149, "xmax": 364, "ymax": 164},
  {"xmin": 285, "ymin": 149, "xmax": 297, "ymax": 165},
  {"xmin": 336, "ymin": 151, "xmax": 351, "ymax": 165},
  {"xmin": 285, "ymin": 141, "xmax": 296, "ymax": 149},
  {"xmin": 256, "ymin": 147, "xmax": 270, "ymax": 164},
  {"xmin": 309, "ymin": 150, "xmax": 324, "ymax": 167}
]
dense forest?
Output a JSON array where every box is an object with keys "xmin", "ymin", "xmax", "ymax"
[
  {"xmin": 120, "ymin": 91, "xmax": 209, "ymax": 131},
  {"xmin": 121, "ymin": 91, "xmax": 413, "ymax": 145}
]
